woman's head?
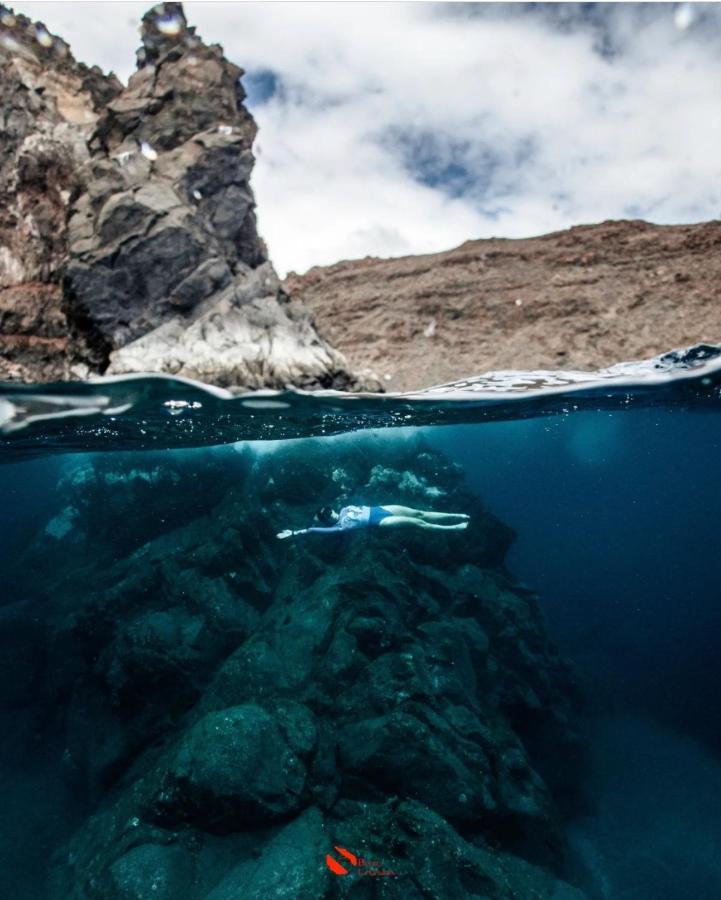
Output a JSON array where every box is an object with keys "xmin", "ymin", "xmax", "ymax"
[{"xmin": 315, "ymin": 506, "xmax": 338, "ymax": 525}]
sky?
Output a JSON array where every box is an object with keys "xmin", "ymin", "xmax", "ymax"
[{"xmin": 14, "ymin": 2, "xmax": 721, "ymax": 275}]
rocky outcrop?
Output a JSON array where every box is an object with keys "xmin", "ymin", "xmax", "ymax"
[
  {"xmin": 0, "ymin": 3, "xmax": 365, "ymax": 390},
  {"xmin": 0, "ymin": 4, "xmax": 121, "ymax": 381},
  {"xmin": 7, "ymin": 436, "xmax": 590, "ymax": 898},
  {"xmin": 285, "ymin": 219, "xmax": 721, "ymax": 391}
]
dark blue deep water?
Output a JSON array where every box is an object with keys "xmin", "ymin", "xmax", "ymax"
[
  {"xmin": 430, "ymin": 411, "xmax": 721, "ymax": 899},
  {"xmin": 1, "ymin": 349, "xmax": 721, "ymax": 899}
]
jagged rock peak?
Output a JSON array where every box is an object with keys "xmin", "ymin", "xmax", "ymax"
[
  {"xmin": 92, "ymin": 1, "xmax": 253, "ymax": 156},
  {"xmin": 0, "ymin": 4, "xmax": 120, "ymax": 108},
  {"xmin": 0, "ymin": 4, "xmax": 71, "ymax": 62},
  {"xmin": 138, "ymin": 2, "xmax": 196, "ymax": 67}
]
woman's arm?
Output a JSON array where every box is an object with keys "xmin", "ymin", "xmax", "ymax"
[{"xmin": 277, "ymin": 525, "xmax": 342, "ymax": 539}]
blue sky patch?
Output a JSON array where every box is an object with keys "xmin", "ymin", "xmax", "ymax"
[{"xmin": 242, "ymin": 69, "xmax": 280, "ymax": 107}]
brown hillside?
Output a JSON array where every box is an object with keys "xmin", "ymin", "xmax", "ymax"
[{"xmin": 284, "ymin": 219, "xmax": 721, "ymax": 392}]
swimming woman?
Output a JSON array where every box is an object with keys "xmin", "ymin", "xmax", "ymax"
[{"xmin": 276, "ymin": 504, "xmax": 470, "ymax": 539}]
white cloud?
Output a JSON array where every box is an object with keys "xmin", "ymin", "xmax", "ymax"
[{"xmin": 14, "ymin": 2, "xmax": 721, "ymax": 275}]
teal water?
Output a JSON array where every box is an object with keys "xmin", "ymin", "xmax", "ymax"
[{"xmin": 2, "ymin": 346, "xmax": 721, "ymax": 899}]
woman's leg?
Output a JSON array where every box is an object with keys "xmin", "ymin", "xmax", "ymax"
[
  {"xmin": 379, "ymin": 516, "xmax": 467, "ymax": 531},
  {"xmin": 380, "ymin": 506, "xmax": 469, "ymax": 523},
  {"xmin": 417, "ymin": 510, "xmax": 469, "ymax": 523},
  {"xmin": 380, "ymin": 505, "xmax": 421, "ymax": 517}
]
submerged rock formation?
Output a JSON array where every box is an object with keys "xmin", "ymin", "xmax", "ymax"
[
  {"xmin": 5, "ymin": 436, "xmax": 590, "ymax": 898},
  {"xmin": 285, "ymin": 219, "xmax": 721, "ymax": 391},
  {"xmin": 0, "ymin": 3, "xmax": 364, "ymax": 390}
]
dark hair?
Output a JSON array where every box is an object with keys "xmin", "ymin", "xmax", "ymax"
[{"xmin": 315, "ymin": 506, "xmax": 336, "ymax": 525}]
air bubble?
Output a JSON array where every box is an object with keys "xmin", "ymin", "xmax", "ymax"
[
  {"xmin": 241, "ymin": 399, "xmax": 290, "ymax": 410},
  {"xmin": 155, "ymin": 13, "xmax": 183, "ymax": 36},
  {"xmin": 139, "ymin": 141, "xmax": 158, "ymax": 161},
  {"xmin": 674, "ymin": 3, "xmax": 693, "ymax": 29},
  {"xmin": 33, "ymin": 25, "xmax": 53, "ymax": 48},
  {"xmin": 0, "ymin": 33, "xmax": 20, "ymax": 51}
]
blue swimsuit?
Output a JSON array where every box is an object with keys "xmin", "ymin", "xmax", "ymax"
[
  {"xmin": 368, "ymin": 505, "xmax": 394, "ymax": 526},
  {"xmin": 296, "ymin": 505, "xmax": 393, "ymax": 535}
]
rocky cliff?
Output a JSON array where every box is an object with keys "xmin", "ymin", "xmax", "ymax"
[
  {"xmin": 4, "ymin": 437, "xmax": 590, "ymax": 898},
  {"xmin": 285, "ymin": 219, "xmax": 721, "ymax": 391},
  {"xmin": 0, "ymin": 3, "xmax": 364, "ymax": 390}
]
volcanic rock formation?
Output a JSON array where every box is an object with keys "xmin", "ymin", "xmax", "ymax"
[
  {"xmin": 285, "ymin": 219, "xmax": 721, "ymax": 391},
  {"xmin": 5, "ymin": 437, "xmax": 590, "ymax": 899},
  {"xmin": 0, "ymin": 3, "xmax": 364, "ymax": 390}
]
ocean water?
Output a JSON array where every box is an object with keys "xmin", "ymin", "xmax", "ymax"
[{"xmin": 1, "ymin": 345, "xmax": 721, "ymax": 899}]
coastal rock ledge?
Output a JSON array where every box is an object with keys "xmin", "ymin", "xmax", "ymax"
[{"xmin": 0, "ymin": 2, "xmax": 367, "ymax": 390}]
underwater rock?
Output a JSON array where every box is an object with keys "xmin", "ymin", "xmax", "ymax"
[
  {"xmin": 106, "ymin": 843, "xmax": 194, "ymax": 900},
  {"xmin": 99, "ymin": 608, "xmax": 215, "ymax": 707},
  {"xmin": 0, "ymin": 2, "xmax": 366, "ymax": 389},
  {"xmin": 336, "ymin": 710, "xmax": 499, "ymax": 822},
  {"xmin": 148, "ymin": 704, "xmax": 310, "ymax": 831},
  {"xmin": 327, "ymin": 798, "xmax": 587, "ymax": 899},
  {"xmin": 34, "ymin": 453, "xmax": 238, "ymax": 562},
  {"xmin": 11, "ymin": 436, "xmax": 587, "ymax": 896},
  {"xmin": 202, "ymin": 806, "xmax": 328, "ymax": 900}
]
